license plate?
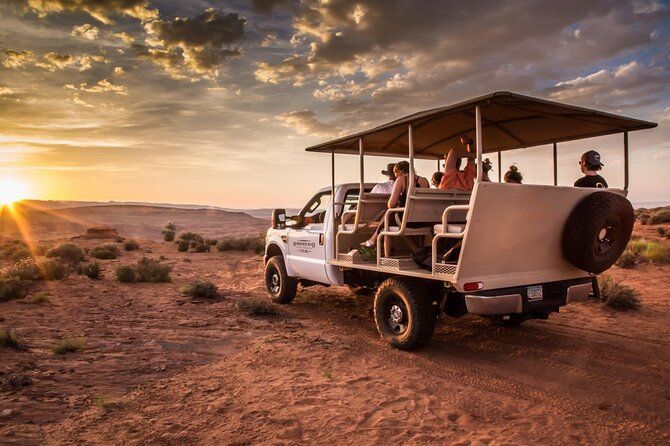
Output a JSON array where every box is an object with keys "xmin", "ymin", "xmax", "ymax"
[{"xmin": 527, "ymin": 285, "xmax": 543, "ymax": 301}]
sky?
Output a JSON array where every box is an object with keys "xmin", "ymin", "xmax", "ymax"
[{"xmin": 0, "ymin": 0, "xmax": 669, "ymax": 208}]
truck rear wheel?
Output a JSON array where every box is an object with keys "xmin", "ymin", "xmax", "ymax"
[
  {"xmin": 373, "ymin": 278, "xmax": 436, "ymax": 350},
  {"xmin": 265, "ymin": 255, "xmax": 297, "ymax": 304}
]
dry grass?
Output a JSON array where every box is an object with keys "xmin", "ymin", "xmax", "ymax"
[
  {"xmin": 90, "ymin": 244, "xmax": 121, "ymax": 260},
  {"xmin": 237, "ymin": 297, "xmax": 279, "ymax": 316},
  {"xmin": 600, "ymin": 276, "xmax": 641, "ymax": 310},
  {"xmin": 180, "ymin": 280, "xmax": 218, "ymax": 298},
  {"xmin": 78, "ymin": 261, "xmax": 102, "ymax": 280},
  {"xmin": 22, "ymin": 292, "xmax": 51, "ymax": 305},
  {"xmin": 0, "ymin": 330, "xmax": 21, "ymax": 349},
  {"xmin": 124, "ymin": 240, "xmax": 140, "ymax": 251},
  {"xmin": 626, "ymin": 239, "xmax": 670, "ymax": 264},
  {"xmin": 216, "ymin": 236, "xmax": 265, "ymax": 254},
  {"xmin": 46, "ymin": 243, "xmax": 85, "ymax": 264},
  {"xmin": 0, "ymin": 277, "xmax": 32, "ymax": 302},
  {"xmin": 51, "ymin": 337, "xmax": 86, "ymax": 354},
  {"xmin": 115, "ymin": 257, "xmax": 171, "ymax": 283}
]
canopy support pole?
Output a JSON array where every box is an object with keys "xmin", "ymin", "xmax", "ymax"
[
  {"xmin": 475, "ymin": 106, "xmax": 483, "ymax": 182},
  {"xmin": 553, "ymin": 142, "xmax": 558, "ymax": 186},
  {"xmin": 408, "ymin": 124, "xmax": 415, "ymax": 196},
  {"xmin": 331, "ymin": 149, "xmax": 335, "ymax": 199},
  {"xmin": 358, "ymin": 138, "xmax": 364, "ymax": 195},
  {"xmin": 497, "ymin": 151, "xmax": 501, "ymax": 182},
  {"xmin": 623, "ymin": 132, "xmax": 629, "ymax": 191}
]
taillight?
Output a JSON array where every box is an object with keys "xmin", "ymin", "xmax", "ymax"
[{"xmin": 463, "ymin": 282, "xmax": 484, "ymax": 292}]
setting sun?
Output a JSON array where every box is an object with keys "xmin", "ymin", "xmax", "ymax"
[{"xmin": 0, "ymin": 176, "xmax": 29, "ymax": 205}]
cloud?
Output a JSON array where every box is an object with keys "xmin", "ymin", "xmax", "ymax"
[
  {"xmin": 35, "ymin": 52, "xmax": 75, "ymax": 71},
  {"xmin": 65, "ymin": 79, "xmax": 128, "ymax": 95},
  {"xmin": 71, "ymin": 23, "xmax": 99, "ymax": 40},
  {"xmin": 113, "ymin": 66, "xmax": 125, "ymax": 76},
  {"xmin": 0, "ymin": 87, "xmax": 16, "ymax": 96},
  {"xmin": 20, "ymin": 0, "xmax": 157, "ymax": 25},
  {"xmin": 111, "ymin": 31, "xmax": 134, "ymax": 44},
  {"xmin": 142, "ymin": 8, "xmax": 246, "ymax": 80},
  {"xmin": 250, "ymin": 0, "xmax": 290, "ymax": 14},
  {"xmin": 77, "ymin": 54, "xmax": 109, "ymax": 71},
  {"xmin": 2, "ymin": 49, "xmax": 36, "ymax": 68},
  {"xmin": 276, "ymin": 109, "xmax": 341, "ymax": 138}
]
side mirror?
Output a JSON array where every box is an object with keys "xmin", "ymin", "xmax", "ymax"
[{"xmin": 271, "ymin": 208, "xmax": 286, "ymax": 229}]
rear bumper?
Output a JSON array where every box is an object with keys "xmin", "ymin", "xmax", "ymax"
[{"xmin": 465, "ymin": 277, "xmax": 593, "ymax": 316}]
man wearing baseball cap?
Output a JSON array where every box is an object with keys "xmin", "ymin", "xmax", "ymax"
[
  {"xmin": 574, "ymin": 150, "xmax": 608, "ymax": 188},
  {"xmin": 371, "ymin": 162, "xmax": 397, "ymax": 194}
]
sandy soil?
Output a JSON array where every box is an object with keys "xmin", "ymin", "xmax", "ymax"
[{"xmin": 1, "ymin": 237, "xmax": 669, "ymax": 445}]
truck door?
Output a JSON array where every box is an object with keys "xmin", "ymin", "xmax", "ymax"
[{"xmin": 287, "ymin": 190, "xmax": 331, "ymax": 285}]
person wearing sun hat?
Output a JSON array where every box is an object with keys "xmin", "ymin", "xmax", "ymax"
[
  {"xmin": 371, "ymin": 162, "xmax": 397, "ymax": 194},
  {"xmin": 574, "ymin": 150, "xmax": 608, "ymax": 188}
]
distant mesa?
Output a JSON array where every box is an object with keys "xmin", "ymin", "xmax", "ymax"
[{"xmin": 77, "ymin": 226, "xmax": 124, "ymax": 241}]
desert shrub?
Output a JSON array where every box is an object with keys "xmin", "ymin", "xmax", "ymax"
[
  {"xmin": 237, "ymin": 297, "xmax": 279, "ymax": 316},
  {"xmin": 599, "ymin": 277, "xmax": 640, "ymax": 310},
  {"xmin": 165, "ymin": 222, "xmax": 176, "ymax": 231},
  {"xmin": 136, "ymin": 257, "xmax": 171, "ymax": 283},
  {"xmin": 93, "ymin": 395, "xmax": 121, "ymax": 410},
  {"xmin": 180, "ymin": 280, "xmax": 218, "ymax": 298},
  {"xmin": 639, "ymin": 214, "xmax": 649, "ymax": 225},
  {"xmin": 11, "ymin": 248, "xmax": 32, "ymax": 262},
  {"xmin": 626, "ymin": 239, "xmax": 670, "ymax": 264},
  {"xmin": 90, "ymin": 244, "xmax": 121, "ymax": 260},
  {"xmin": 176, "ymin": 240, "xmax": 189, "ymax": 252},
  {"xmin": 216, "ymin": 236, "xmax": 265, "ymax": 254},
  {"xmin": 0, "ymin": 258, "xmax": 41, "ymax": 280},
  {"xmin": 0, "ymin": 277, "xmax": 32, "ymax": 302},
  {"xmin": 649, "ymin": 209, "xmax": 670, "ymax": 225},
  {"xmin": 615, "ymin": 250, "xmax": 638, "ymax": 269},
  {"xmin": 46, "ymin": 243, "xmax": 85, "ymax": 264},
  {"xmin": 163, "ymin": 230, "xmax": 176, "ymax": 242},
  {"xmin": 115, "ymin": 265, "xmax": 136, "ymax": 283},
  {"xmin": 0, "ymin": 330, "xmax": 20, "ymax": 349},
  {"xmin": 38, "ymin": 258, "xmax": 67, "ymax": 280},
  {"xmin": 33, "ymin": 244, "xmax": 50, "ymax": 256},
  {"xmin": 51, "ymin": 337, "xmax": 86, "ymax": 354},
  {"xmin": 178, "ymin": 232, "xmax": 204, "ymax": 244},
  {"xmin": 22, "ymin": 292, "xmax": 51, "ymax": 304},
  {"xmin": 205, "ymin": 239, "xmax": 218, "ymax": 246},
  {"xmin": 78, "ymin": 261, "xmax": 102, "ymax": 280},
  {"xmin": 0, "ymin": 240, "xmax": 27, "ymax": 259},
  {"xmin": 124, "ymin": 240, "xmax": 140, "ymax": 251},
  {"xmin": 116, "ymin": 258, "xmax": 171, "ymax": 283},
  {"xmin": 656, "ymin": 227, "xmax": 667, "ymax": 237},
  {"xmin": 189, "ymin": 242, "xmax": 210, "ymax": 253}
]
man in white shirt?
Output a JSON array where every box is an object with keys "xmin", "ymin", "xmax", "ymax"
[{"xmin": 371, "ymin": 163, "xmax": 396, "ymax": 194}]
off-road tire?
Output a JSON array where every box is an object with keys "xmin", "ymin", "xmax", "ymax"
[
  {"xmin": 373, "ymin": 278, "xmax": 436, "ymax": 350},
  {"xmin": 562, "ymin": 192, "xmax": 634, "ymax": 274},
  {"xmin": 265, "ymin": 255, "xmax": 297, "ymax": 304}
]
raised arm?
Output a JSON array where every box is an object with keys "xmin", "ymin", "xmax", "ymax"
[{"xmin": 443, "ymin": 148, "xmax": 475, "ymax": 174}]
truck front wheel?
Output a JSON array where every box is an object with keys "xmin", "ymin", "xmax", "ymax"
[
  {"xmin": 373, "ymin": 278, "xmax": 436, "ymax": 350},
  {"xmin": 265, "ymin": 255, "xmax": 297, "ymax": 304}
]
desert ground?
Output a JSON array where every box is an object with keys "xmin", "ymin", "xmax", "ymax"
[{"xmin": 1, "ymin": 221, "xmax": 670, "ymax": 445}]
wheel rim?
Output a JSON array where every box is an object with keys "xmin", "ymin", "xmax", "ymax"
[
  {"xmin": 594, "ymin": 216, "xmax": 621, "ymax": 257},
  {"xmin": 270, "ymin": 270, "xmax": 281, "ymax": 294},
  {"xmin": 383, "ymin": 294, "xmax": 408, "ymax": 335}
]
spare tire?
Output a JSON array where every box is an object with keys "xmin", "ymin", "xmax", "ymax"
[{"xmin": 562, "ymin": 192, "xmax": 634, "ymax": 274}]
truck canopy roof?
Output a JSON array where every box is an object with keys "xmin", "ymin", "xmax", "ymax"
[{"xmin": 305, "ymin": 91, "xmax": 657, "ymax": 159}]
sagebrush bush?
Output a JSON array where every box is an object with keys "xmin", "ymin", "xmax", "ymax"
[
  {"xmin": 90, "ymin": 244, "xmax": 121, "ymax": 260},
  {"xmin": 0, "ymin": 239, "xmax": 27, "ymax": 259},
  {"xmin": 206, "ymin": 239, "xmax": 218, "ymax": 246},
  {"xmin": 124, "ymin": 240, "xmax": 140, "ymax": 251},
  {"xmin": 237, "ymin": 297, "xmax": 279, "ymax": 316},
  {"xmin": 38, "ymin": 258, "xmax": 67, "ymax": 280},
  {"xmin": 216, "ymin": 236, "xmax": 265, "ymax": 254},
  {"xmin": 0, "ymin": 330, "xmax": 20, "ymax": 349},
  {"xmin": 46, "ymin": 243, "xmax": 85, "ymax": 264},
  {"xmin": 649, "ymin": 209, "xmax": 670, "ymax": 225},
  {"xmin": 178, "ymin": 232, "xmax": 204, "ymax": 243},
  {"xmin": 51, "ymin": 337, "xmax": 86, "ymax": 354},
  {"xmin": 115, "ymin": 265, "xmax": 136, "ymax": 283},
  {"xmin": 78, "ymin": 261, "xmax": 102, "ymax": 280},
  {"xmin": 0, "ymin": 258, "xmax": 41, "ymax": 280},
  {"xmin": 615, "ymin": 250, "xmax": 637, "ymax": 269},
  {"xmin": 600, "ymin": 276, "xmax": 640, "ymax": 310},
  {"xmin": 165, "ymin": 222, "xmax": 176, "ymax": 231},
  {"xmin": 626, "ymin": 239, "xmax": 670, "ymax": 264},
  {"xmin": 176, "ymin": 240, "xmax": 189, "ymax": 252},
  {"xmin": 180, "ymin": 280, "xmax": 218, "ymax": 298},
  {"xmin": 656, "ymin": 227, "xmax": 667, "ymax": 237},
  {"xmin": 11, "ymin": 248, "xmax": 32, "ymax": 261},
  {"xmin": 163, "ymin": 230, "xmax": 176, "ymax": 242},
  {"xmin": 116, "ymin": 258, "xmax": 171, "ymax": 283},
  {"xmin": 189, "ymin": 242, "xmax": 210, "ymax": 253},
  {"xmin": 639, "ymin": 214, "xmax": 649, "ymax": 225},
  {"xmin": 0, "ymin": 277, "xmax": 32, "ymax": 302}
]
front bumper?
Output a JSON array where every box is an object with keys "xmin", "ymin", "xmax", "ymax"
[{"xmin": 464, "ymin": 277, "xmax": 593, "ymax": 316}]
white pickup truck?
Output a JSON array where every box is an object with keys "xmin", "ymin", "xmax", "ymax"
[{"xmin": 263, "ymin": 92, "xmax": 656, "ymax": 350}]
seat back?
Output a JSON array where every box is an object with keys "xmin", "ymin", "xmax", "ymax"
[
  {"xmin": 356, "ymin": 193, "xmax": 389, "ymax": 222},
  {"xmin": 406, "ymin": 189, "xmax": 471, "ymax": 223}
]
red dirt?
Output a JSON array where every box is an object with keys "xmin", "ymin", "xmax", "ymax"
[{"xmin": 1, "ymin": 236, "xmax": 669, "ymax": 445}]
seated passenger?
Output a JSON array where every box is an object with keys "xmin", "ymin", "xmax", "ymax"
[
  {"xmin": 431, "ymin": 171, "xmax": 443, "ymax": 188},
  {"xmin": 574, "ymin": 150, "xmax": 608, "ymax": 188},
  {"xmin": 481, "ymin": 158, "xmax": 492, "ymax": 182},
  {"xmin": 438, "ymin": 136, "xmax": 476, "ymax": 191},
  {"xmin": 504, "ymin": 165, "xmax": 523, "ymax": 184},
  {"xmin": 371, "ymin": 163, "xmax": 396, "ymax": 194}
]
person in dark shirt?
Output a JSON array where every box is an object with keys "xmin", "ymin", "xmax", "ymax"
[{"xmin": 574, "ymin": 150, "xmax": 608, "ymax": 188}]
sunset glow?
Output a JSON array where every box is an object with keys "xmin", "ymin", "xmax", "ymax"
[{"xmin": 0, "ymin": 176, "xmax": 29, "ymax": 206}]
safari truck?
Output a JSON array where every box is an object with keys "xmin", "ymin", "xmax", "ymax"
[{"xmin": 263, "ymin": 92, "xmax": 656, "ymax": 350}]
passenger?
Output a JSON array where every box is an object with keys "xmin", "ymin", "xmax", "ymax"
[
  {"xmin": 504, "ymin": 165, "xmax": 523, "ymax": 184},
  {"xmin": 481, "ymin": 158, "xmax": 493, "ymax": 182},
  {"xmin": 574, "ymin": 150, "xmax": 608, "ymax": 188},
  {"xmin": 431, "ymin": 171, "xmax": 443, "ymax": 188},
  {"xmin": 360, "ymin": 161, "xmax": 428, "ymax": 249},
  {"xmin": 371, "ymin": 163, "xmax": 396, "ymax": 194},
  {"xmin": 438, "ymin": 135, "xmax": 476, "ymax": 191}
]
